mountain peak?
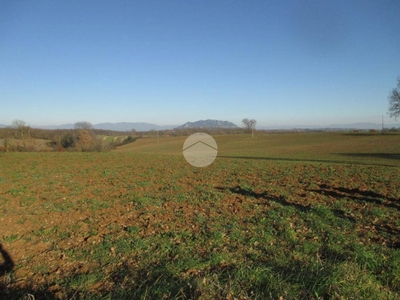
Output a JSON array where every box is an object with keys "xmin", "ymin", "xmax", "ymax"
[{"xmin": 175, "ymin": 119, "xmax": 238, "ymax": 129}]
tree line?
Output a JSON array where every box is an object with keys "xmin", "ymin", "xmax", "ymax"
[
  {"xmin": 0, "ymin": 121, "xmax": 137, "ymax": 152},
  {"xmin": 0, "ymin": 119, "xmax": 261, "ymax": 152}
]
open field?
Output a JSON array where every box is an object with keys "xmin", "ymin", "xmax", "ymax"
[
  {"xmin": 1, "ymin": 132, "xmax": 400, "ymax": 299},
  {"xmin": 99, "ymin": 135, "xmax": 130, "ymax": 144}
]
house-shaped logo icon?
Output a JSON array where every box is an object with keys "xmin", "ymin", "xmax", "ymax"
[{"xmin": 183, "ymin": 133, "xmax": 218, "ymax": 167}]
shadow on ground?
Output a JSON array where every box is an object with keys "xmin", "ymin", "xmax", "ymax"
[
  {"xmin": 0, "ymin": 244, "xmax": 14, "ymax": 277},
  {"xmin": 0, "ymin": 243, "xmax": 16, "ymax": 300},
  {"xmin": 306, "ymin": 184, "xmax": 400, "ymax": 248},
  {"xmin": 0, "ymin": 259, "xmax": 199, "ymax": 300},
  {"xmin": 215, "ymin": 185, "xmax": 311, "ymax": 212},
  {"xmin": 308, "ymin": 184, "xmax": 400, "ymax": 211},
  {"xmin": 216, "ymin": 185, "xmax": 358, "ymax": 224},
  {"xmin": 341, "ymin": 133, "xmax": 400, "ymax": 137},
  {"xmin": 337, "ymin": 153, "xmax": 400, "ymax": 161},
  {"xmin": 217, "ymin": 155, "xmax": 397, "ymax": 167},
  {"xmin": 216, "ymin": 185, "xmax": 400, "ymax": 249}
]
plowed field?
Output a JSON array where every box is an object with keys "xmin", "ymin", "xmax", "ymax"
[{"xmin": 1, "ymin": 132, "xmax": 400, "ymax": 299}]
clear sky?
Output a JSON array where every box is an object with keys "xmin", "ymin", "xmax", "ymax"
[{"xmin": 1, "ymin": 1, "xmax": 399, "ymax": 127}]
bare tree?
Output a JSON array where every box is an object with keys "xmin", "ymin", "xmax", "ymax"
[
  {"xmin": 388, "ymin": 77, "xmax": 400, "ymax": 120},
  {"xmin": 74, "ymin": 121, "xmax": 93, "ymax": 130},
  {"xmin": 242, "ymin": 118, "xmax": 257, "ymax": 137},
  {"xmin": 11, "ymin": 119, "xmax": 29, "ymax": 139}
]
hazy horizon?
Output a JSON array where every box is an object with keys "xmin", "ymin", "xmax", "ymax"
[
  {"xmin": 2, "ymin": 118, "xmax": 399, "ymax": 131},
  {"xmin": 1, "ymin": 1, "xmax": 399, "ymax": 127},
  {"xmin": 2, "ymin": 117, "xmax": 400, "ymax": 128}
]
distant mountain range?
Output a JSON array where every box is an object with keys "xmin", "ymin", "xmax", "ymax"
[
  {"xmin": 30, "ymin": 120, "xmax": 238, "ymax": 131},
  {"xmin": 1, "ymin": 121, "xmax": 399, "ymax": 131},
  {"xmin": 258, "ymin": 122, "xmax": 400, "ymax": 130},
  {"xmin": 175, "ymin": 119, "xmax": 238, "ymax": 129},
  {"xmin": 33, "ymin": 122, "xmax": 177, "ymax": 131},
  {"xmin": 94, "ymin": 122, "xmax": 175, "ymax": 131}
]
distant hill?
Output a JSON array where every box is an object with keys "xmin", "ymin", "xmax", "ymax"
[
  {"xmin": 327, "ymin": 122, "xmax": 383, "ymax": 130},
  {"xmin": 27, "ymin": 121, "xmax": 400, "ymax": 131},
  {"xmin": 93, "ymin": 122, "xmax": 175, "ymax": 131},
  {"xmin": 36, "ymin": 124, "xmax": 75, "ymax": 130},
  {"xmin": 176, "ymin": 119, "xmax": 238, "ymax": 129},
  {"xmin": 0, "ymin": 124, "xmax": 7, "ymax": 128},
  {"xmin": 258, "ymin": 122, "xmax": 400, "ymax": 130},
  {"xmin": 34, "ymin": 122, "xmax": 177, "ymax": 131}
]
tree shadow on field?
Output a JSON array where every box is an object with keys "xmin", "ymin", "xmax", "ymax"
[
  {"xmin": 217, "ymin": 155, "xmax": 396, "ymax": 168},
  {"xmin": 215, "ymin": 186, "xmax": 311, "ymax": 212},
  {"xmin": 0, "ymin": 259, "xmax": 201, "ymax": 300},
  {"xmin": 338, "ymin": 153, "xmax": 400, "ymax": 161},
  {"xmin": 0, "ymin": 243, "xmax": 14, "ymax": 277},
  {"xmin": 341, "ymin": 133, "xmax": 379, "ymax": 137},
  {"xmin": 308, "ymin": 184, "xmax": 400, "ymax": 211},
  {"xmin": 0, "ymin": 243, "xmax": 15, "ymax": 298},
  {"xmin": 342, "ymin": 133, "xmax": 399, "ymax": 137},
  {"xmin": 96, "ymin": 260, "xmax": 201, "ymax": 299},
  {"xmin": 0, "ymin": 245, "xmax": 54, "ymax": 300},
  {"xmin": 307, "ymin": 184, "xmax": 400, "ymax": 248}
]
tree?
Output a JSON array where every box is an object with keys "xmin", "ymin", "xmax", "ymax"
[
  {"xmin": 74, "ymin": 121, "xmax": 93, "ymax": 130},
  {"xmin": 76, "ymin": 129, "xmax": 93, "ymax": 151},
  {"xmin": 388, "ymin": 78, "xmax": 400, "ymax": 119},
  {"xmin": 242, "ymin": 118, "xmax": 257, "ymax": 137},
  {"xmin": 61, "ymin": 132, "xmax": 76, "ymax": 149},
  {"xmin": 11, "ymin": 119, "xmax": 29, "ymax": 139},
  {"xmin": 74, "ymin": 121, "xmax": 95, "ymax": 151}
]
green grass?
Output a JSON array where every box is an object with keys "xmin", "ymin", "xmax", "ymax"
[
  {"xmin": 2, "ymin": 234, "xmax": 19, "ymax": 243},
  {"xmin": 117, "ymin": 131, "xmax": 400, "ymax": 167}
]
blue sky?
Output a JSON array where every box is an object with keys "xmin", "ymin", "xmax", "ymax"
[{"xmin": 1, "ymin": 0, "xmax": 399, "ymax": 127}]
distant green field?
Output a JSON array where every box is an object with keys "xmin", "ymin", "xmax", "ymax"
[
  {"xmin": 98, "ymin": 135, "xmax": 129, "ymax": 144},
  {"xmin": 1, "ymin": 131, "xmax": 399, "ymax": 299},
  {"xmin": 116, "ymin": 132, "xmax": 400, "ymax": 167}
]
